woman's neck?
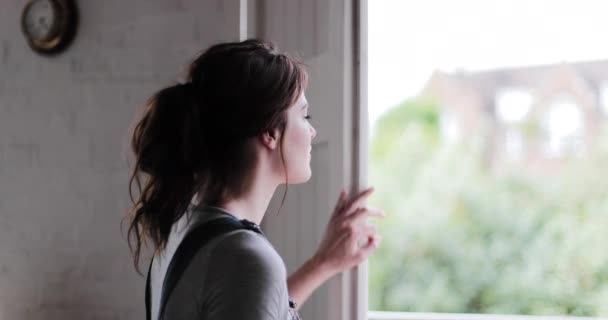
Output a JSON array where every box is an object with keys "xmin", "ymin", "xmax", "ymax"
[{"xmin": 218, "ymin": 176, "xmax": 279, "ymax": 226}]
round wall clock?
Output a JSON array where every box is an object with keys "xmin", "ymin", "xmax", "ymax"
[{"xmin": 21, "ymin": 0, "xmax": 78, "ymax": 55}]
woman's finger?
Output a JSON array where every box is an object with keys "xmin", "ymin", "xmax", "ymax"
[
  {"xmin": 356, "ymin": 234, "xmax": 382, "ymax": 261},
  {"xmin": 353, "ymin": 221, "xmax": 378, "ymax": 248},
  {"xmin": 343, "ymin": 187, "xmax": 375, "ymax": 216},
  {"xmin": 345, "ymin": 206, "xmax": 385, "ymax": 225},
  {"xmin": 337, "ymin": 189, "xmax": 348, "ymax": 213},
  {"xmin": 331, "ymin": 189, "xmax": 348, "ymax": 220},
  {"xmin": 360, "ymin": 224, "xmax": 377, "ymax": 237}
]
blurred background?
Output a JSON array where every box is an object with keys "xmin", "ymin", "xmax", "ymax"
[{"xmin": 368, "ymin": 0, "xmax": 608, "ymax": 318}]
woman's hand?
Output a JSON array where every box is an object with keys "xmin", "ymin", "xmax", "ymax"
[
  {"xmin": 312, "ymin": 187, "xmax": 386, "ymax": 277},
  {"xmin": 287, "ymin": 187, "xmax": 386, "ymax": 308}
]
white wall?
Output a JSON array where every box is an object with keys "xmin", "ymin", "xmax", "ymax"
[{"xmin": 0, "ymin": 1, "xmax": 240, "ymax": 318}]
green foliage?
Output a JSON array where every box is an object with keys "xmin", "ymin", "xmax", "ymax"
[
  {"xmin": 371, "ymin": 97, "xmax": 441, "ymax": 164},
  {"xmin": 367, "ymin": 97, "xmax": 608, "ymax": 317}
]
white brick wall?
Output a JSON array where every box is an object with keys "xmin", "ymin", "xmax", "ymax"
[{"xmin": 0, "ymin": 1, "xmax": 239, "ymax": 318}]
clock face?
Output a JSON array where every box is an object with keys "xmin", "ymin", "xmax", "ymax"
[{"xmin": 23, "ymin": 0, "xmax": 57, "ymax": 41}]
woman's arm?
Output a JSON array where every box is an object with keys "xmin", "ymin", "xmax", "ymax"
[
  {"xmin": 287, "ymin": 255, "xmax": 333, "ymax": 310},
  {"xmin": 287, "ymin": 188, "xmax": 385, "ymax": 310},
  {"xmin": 204, "ymin": 232, "xmax": 290, "ymax": 319}
]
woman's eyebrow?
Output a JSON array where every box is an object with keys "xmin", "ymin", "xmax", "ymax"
[{"xmin": 301, "ymin": 103, "xmax": 308, "ymax": 110}]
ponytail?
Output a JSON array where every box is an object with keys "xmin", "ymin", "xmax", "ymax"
[{"xmin": 127, "ymin": 83, "xmax": 205, "ymax": 273}]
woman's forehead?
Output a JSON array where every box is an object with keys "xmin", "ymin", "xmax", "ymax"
[{"xmin": 295, "ymin": 92, "xmax": 307, "ymax": 108}]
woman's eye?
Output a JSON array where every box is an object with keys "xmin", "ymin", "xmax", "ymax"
[{"xmin": 305, "ymin": 115, "xmax": 312, "ymax": 120}]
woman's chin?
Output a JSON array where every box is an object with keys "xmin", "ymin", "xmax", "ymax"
[{"xmin": 289, "ymin": 168, "xmax": 312, "ymax": 185}]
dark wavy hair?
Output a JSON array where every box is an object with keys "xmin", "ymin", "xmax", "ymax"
[{"xmin": 126, "ymin": 39, "xmax": 307, "ymax": 272}]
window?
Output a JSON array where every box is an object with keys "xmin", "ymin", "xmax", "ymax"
[
  {"xmin": 496, "ymin": 89, "xmax": 533, "ymax": 124},
  {"xmin": 541, "ymin": 95, "xmax": 584, "ymax": 157},
  {"xmin": 600, "ymin": 84, "xmax": 608, "ymax": 116},
  {"xmin": 495, "ymin": 89, "xmax": 534, "ymax": 160},
  {"xmin": 439, "ymin": 111, "xmax": 460, "ymax": 144},
  {"xmin": 368, "ymin": 1, "xmax": 608, "ymax": 319}
]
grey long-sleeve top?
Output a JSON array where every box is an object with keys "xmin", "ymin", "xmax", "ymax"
[{"xmin": 149, "ymin": 205, "xmax": 299, "ymax": 320}]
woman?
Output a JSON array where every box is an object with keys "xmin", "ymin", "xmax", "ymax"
[{"xmin": 127, "ymin": 39, "xmax": 385, "ymax": 319}]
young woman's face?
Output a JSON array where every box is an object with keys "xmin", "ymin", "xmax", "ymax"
[{"xmin": 281, "ymin": 92, "xmax": 317, "ymax": 184}]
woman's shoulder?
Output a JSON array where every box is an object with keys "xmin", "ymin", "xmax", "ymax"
[
  {"xmin": 186, "ymin": 205, "xmax": 287, "ymax": 277},
  {"xmin": 211, "ymin": 229, "xmax": 286, "ymax": 274}
]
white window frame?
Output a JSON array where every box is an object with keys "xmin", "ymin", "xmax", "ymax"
[{"xmin": 353, "ymin": 0, "xmax": 369, "ymax": 319}]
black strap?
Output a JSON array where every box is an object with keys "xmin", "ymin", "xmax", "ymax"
[
  {"xmin": 145, "ymin": 216, "xmax": 261, "ymax": 320},
  {"xmin": 145, "ymin": 256, "xmax": 152, "ymax": 320}
]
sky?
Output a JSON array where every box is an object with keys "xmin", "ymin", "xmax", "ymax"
[{"xmin": 368, "ymin": 0, "xmax": 608, "ymax": 128}]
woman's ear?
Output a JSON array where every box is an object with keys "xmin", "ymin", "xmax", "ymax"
[{"xmin": 261, "ymin": 129, "xmax": 280, "ymax": 150}]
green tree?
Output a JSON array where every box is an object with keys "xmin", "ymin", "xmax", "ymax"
[{"xmin": 368, "ymin": 96, "xmax": 608, "ymax": 317}]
